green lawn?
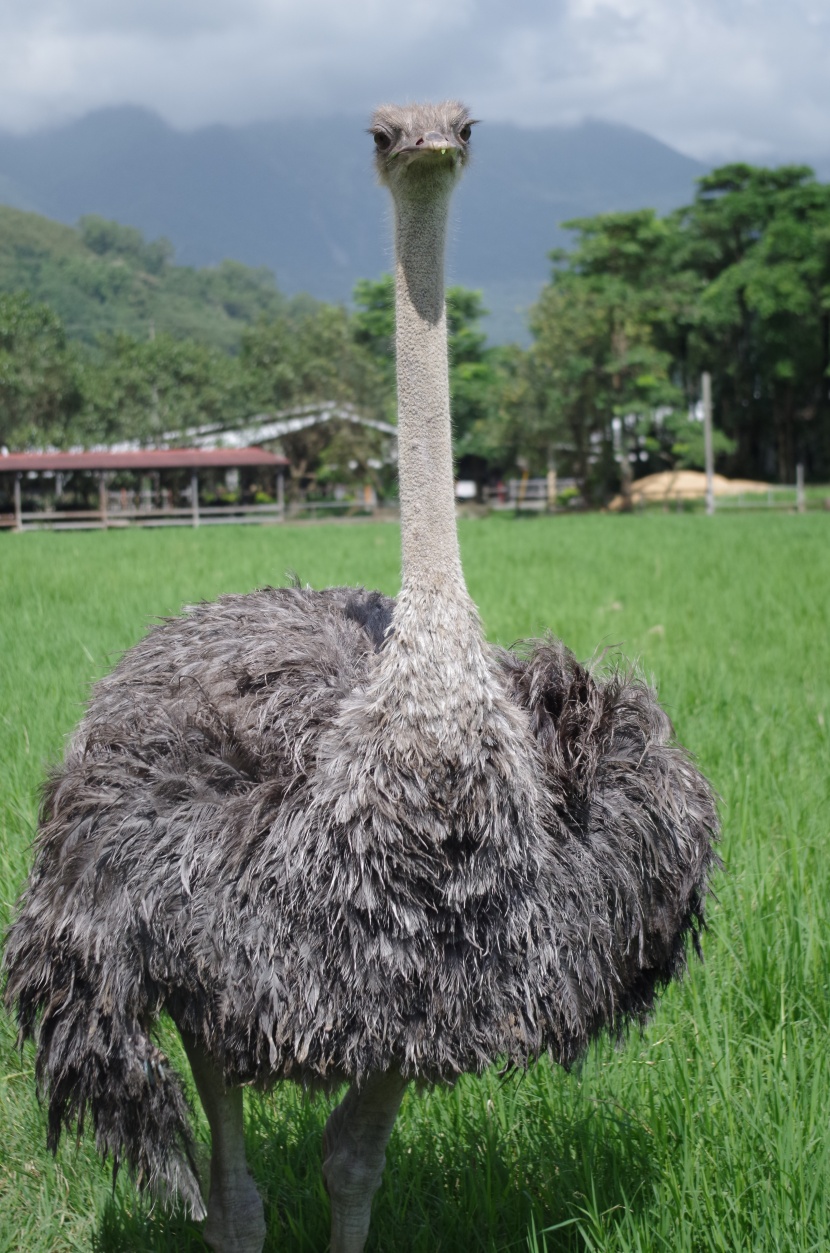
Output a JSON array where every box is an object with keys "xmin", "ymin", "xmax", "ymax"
[{"xmin": 1, "ymin": 514, "xmax": 828, "ymax": 1252}]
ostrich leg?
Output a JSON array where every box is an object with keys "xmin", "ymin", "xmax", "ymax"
[
  {"xmin": 182, "ymin": 1034, "xmax": 266, "ymax": 1253},
  {"xmin": 322, "ymin": 1071, "xmax": 408, "ymax": 1253}
]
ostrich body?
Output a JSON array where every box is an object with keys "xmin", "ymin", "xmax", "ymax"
[{"xmin": 4, "ymin": 103, "xmax": 718, "ymax": 1253}]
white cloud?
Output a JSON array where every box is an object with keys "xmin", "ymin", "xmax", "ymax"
[{"xmin": 0, "ymin": 0, "xmax": 827, "ymax": 163}]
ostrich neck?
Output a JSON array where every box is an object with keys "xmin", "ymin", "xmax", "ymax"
[{"xmin": 393, "ymin": 181, "xmax": 465, "ymax": 596}]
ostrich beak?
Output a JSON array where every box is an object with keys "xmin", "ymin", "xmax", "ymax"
[{"xmin": 400, "ymin": 131, "xmax": 460, "ymax": 156}]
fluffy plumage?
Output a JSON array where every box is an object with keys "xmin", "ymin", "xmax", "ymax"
[{"xmin": 5, "ymin": 582, "xmax": 717, "ymax": 1207}]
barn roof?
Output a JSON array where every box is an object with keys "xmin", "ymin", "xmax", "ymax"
[{"xmin": 0, "ymin": 448, "xmax": 289, "ymax": 473}]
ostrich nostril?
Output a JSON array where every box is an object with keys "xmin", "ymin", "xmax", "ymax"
[{"xmin": 415, "ymin": 138, "xmax": 424, "ymax": 146}]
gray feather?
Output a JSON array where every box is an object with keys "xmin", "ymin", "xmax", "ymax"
[{"xmin": 4, "ymin": 583, "xmax": 718, "ymax": 1209}]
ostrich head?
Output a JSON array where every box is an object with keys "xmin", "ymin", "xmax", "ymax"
[{"xmin": 370, "ymin": 100, "xmax": 476, "ymax": 193}]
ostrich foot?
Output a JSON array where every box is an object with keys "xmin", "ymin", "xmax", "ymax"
[
  {"xmin": 322, "ymin": 1070, "xmax": 408, "ymax": 1253},
  {"xmin": 181, "ymin": 1032, "xmax": 266, "ymax": 1253},
  {"xmin": 202, "ymin": 1170, "xmax": 266, "ymax": 1253}
]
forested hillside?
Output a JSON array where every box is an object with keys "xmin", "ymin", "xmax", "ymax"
[{"xmin": 0, "ymin": 207, "xmax": 284, "ymax": 349}]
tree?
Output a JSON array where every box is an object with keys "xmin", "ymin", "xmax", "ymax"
[
  {"xmin": 81, "ymin": 332, "xmax": 249, "ymax": 446},
  {"xmin": 239, "ymin": 296, "xmax": 393, "ymax": 495},
  {"xmin": 0, "ymin": 292, "xmax": 82, "ymax": 449},
  {"xmin": 515, "ymin": 175, "xmax": 830, "ymax": 494},
  {"xmin": 352, "ymin": 275, "xmax": 503, "ymax": 459},
  {"xmin": 242, "ymin": 297, "xmax": 387, "ymax": 419},
  {"xmin": 518, "ymin": 213, "xmax": 682, "ymax": 501},
  {"xmin": 279, "ymin": 418, "xmax": 394, "ymax": 501},
  {"xmin": 646, "ymin": 408, "xmax": 736, "ymax": 471},
  {"xmin": 673, "ymin": 165, "xmax": 830, "ymax": 480},
  {"xmin": 78, "ymin": 215, "xmax": 173, "ymax": 275}
]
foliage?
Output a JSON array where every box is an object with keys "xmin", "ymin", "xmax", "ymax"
[
  {"xmin": 78, "ymin": 214, "xmax": 174, "ymax": 276},
  {"xmin": 509, "ymin": 169, "xmax": 830, "ymax": 496},
  {"xmin": 445, "ymin": 287, "xmax": 505, "ymax": 457},
  {"xmin": 80, "ymin": 332, "xmax": 250, "ymax": 446},
  {"xmin": 352, "ymin": 275, "xmax": 503, "ymax": 453},
  {"xmin": 0, "ymin": 291, "xmax": 82, "ymax": 449},
  {"xmin": 296, "ymin": 419, "xmax": 393, "ymax": 499},
  {"xmin": 502, "ymin": 212, "xmax": 681, "ymax": 500},
  {"xmin": 242, "ymin": 297, "xmax": 384, "ymax": 416},
  {"xmin": 239, "ymin": 294, "xmax": 395, "ymax": 493},
  {"xmin": 351, "ymin": 276, "xmax": 396, "ymax": 394},
  {"xmin": 647, "ymin": 407, "xmax": 737, "ymax": 470},
  {"xmin": 0, "ymin": 206, "xmax": 285, "ymax": 350},
  {"xmin": 672, "ymin": 165, "xmax": 830, "ymax": 482}
]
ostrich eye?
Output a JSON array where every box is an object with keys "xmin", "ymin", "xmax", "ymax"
[
  {"xmin": 374, "ymin": 132, "xmax": 392, "ymax": 152},
  {"xmin": 459, "ymin": 124, "xmax": 471, "ymax": 142}
]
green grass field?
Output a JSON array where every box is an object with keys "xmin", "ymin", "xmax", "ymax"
[{"xmin": 1, "ymin": 514, "xmax": 828, "ymax": 1253}]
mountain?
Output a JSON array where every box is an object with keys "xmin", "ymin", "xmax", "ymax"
[{"xmin": 0, "ymin": 107, "xmax": 708, "ymax": 342}]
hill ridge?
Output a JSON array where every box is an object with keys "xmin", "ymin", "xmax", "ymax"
[{"xmin": 0, "ymin": 203, "xmax": 286, "ymax": 350}]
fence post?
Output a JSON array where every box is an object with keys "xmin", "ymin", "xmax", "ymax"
[
  {"xmin": 13, "ymin": 473, "xmax": 22, "ymax": 532},
  {"xmin": 796, "ymin": 463, "xmax": 805, "ymax": 513},
  {"xmin": 191, "ymin": 471, "xmax": 200, "ymax": 528},
  {"xmin": 702, "ymin": 372, "xmax": 715, "ymax": 516},
  {"xmin": 276, "ymin": 470, "xmax": 285, "ymax": 519},
  {"xmin": 546, "ymin": 466, "xmax": 557, "ymax": 512},
  {"xmin": 98, "ymin": 473, "xmax": 108, "ymax": 529}
]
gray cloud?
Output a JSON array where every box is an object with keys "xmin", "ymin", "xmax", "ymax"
[{"xmin": 0, "ymin": 0, "xmax": 827, "ymax": 163}]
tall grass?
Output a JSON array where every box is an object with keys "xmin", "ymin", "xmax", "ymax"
[{"xmin": 1, "ymin": 514, "xmax": 828, "ymax": 1252}]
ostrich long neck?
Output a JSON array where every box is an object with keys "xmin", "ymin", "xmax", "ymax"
[{"xmin": 393, "ymin": 180, "xmax": 466, "ymax": 595}]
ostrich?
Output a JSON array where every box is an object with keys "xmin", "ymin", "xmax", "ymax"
[{"xmin": 4, "ymin": 102, "xmax": 718, "ymax": 1253}]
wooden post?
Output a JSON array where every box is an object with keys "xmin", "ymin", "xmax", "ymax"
[
  {"xmin": 516, "ymin": 462, "xmax": 529, "ymax": 508},
  {"xmin": 276, "ymin": 470, "xmax": 284, "ymax": 518},
  {"xmin": 613, "ymin": 417, "xmax": 633, "ymax": 511},
  {"xmin": 546, "ymin": 466, "xmax": 557, "ymax": 513},
  {"xmin": 98, "ymin": 473, "xmax": 108, "ymax": 529},
  {"xmin": 191, "ymin": 470, "xmax": 200, "ymax": 528},
  {"xmin": 702, "ymin": 372, "xmax": 715, "ymax": 516},
  {"xmin": 13, "ymin": 473, "xmax": 22, "ymax": 532},
  {"xmin": 796, "ymin": 462, "xmax": 805, "ymax": 513}
]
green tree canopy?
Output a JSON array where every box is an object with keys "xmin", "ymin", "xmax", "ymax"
[
  {"xmin": 671, "ymin": 165, "xmax": 830, "ymax": 480},
  {"xmin": 508, "ymin": 212, "xmax": 681, "ymax": 499},
  {"xmin": 352, "ymin": 275, "xmax": 502, "ymax": 450},
  {"xmin": 242, "ymin": 296, "xmax": 388, "ymax": 419},
  {"xmin": 80, "ymin": 332, "xmax": 250, "ymax": 447},
  {"xmin": 78, "ymin": 214, "xmax": 174, "ymax": 275},
  {"xmin": 0, "ymin": 292, "xmax": 82, "ymax": 449},
  {"xmin": 511, "ymin": 167, "xmax": 830, "ymax": 496},
  {"xmin": 0, "ymin": 206, "xmax": 285, "ymax": 350}
]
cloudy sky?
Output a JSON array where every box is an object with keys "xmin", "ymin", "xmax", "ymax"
[{"xmin": 1, "ymin": 0, "xmax": 828, "ymax": 163}]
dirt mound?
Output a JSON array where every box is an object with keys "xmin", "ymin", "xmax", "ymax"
[{"xmin": 609, "ymin": 470, "xmax": 770, "ymax": 510}]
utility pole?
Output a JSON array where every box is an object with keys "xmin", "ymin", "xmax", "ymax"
[{"xmin": 702, "ymin": 372, "xmax": 715, "ymax": 516}]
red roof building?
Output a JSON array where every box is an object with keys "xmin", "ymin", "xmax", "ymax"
[
  {"xmin": 0, "ymin": 448, "xmax": 288, "ymax": 473},
  {"xmin": 1, "ymin": 447, "xmax": 289, "ymax": 531}
]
